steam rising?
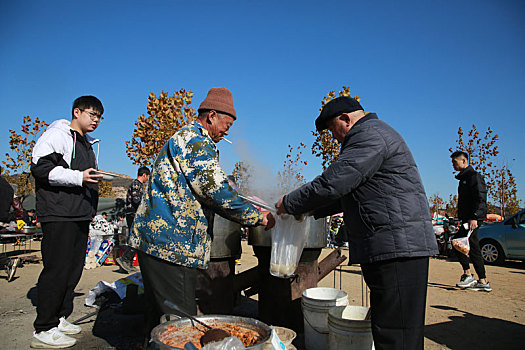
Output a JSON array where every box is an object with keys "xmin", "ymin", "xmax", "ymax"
[{"xmin": 233, "ymin": 139, "xmax": 304, "ymax": 206}]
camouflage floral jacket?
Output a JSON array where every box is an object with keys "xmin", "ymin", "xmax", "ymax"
[{"xmin": 128, "ymin": 122, "xmax": 263, "ymax": 269}]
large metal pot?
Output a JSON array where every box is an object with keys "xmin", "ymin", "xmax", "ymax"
[
  {"xmin": 210, "ymin": 215, "xmax": 242, "ymax": 258},
  {"xmin": 248, "ymin": 216, "xmax": 328, "ymax": 248},
  {"xmin": 18, "ymin": 226, "xmax": 37, "ymax": 234},
  {"xmin": 151, "ymin": 315, "xmax": 272, "ymax": 350}
]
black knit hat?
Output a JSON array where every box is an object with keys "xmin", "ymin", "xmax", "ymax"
[{"xmin": 315, "ymin": 96, "xmax": 364, "ymax": 131}]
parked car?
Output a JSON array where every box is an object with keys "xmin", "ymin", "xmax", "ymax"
[{"xmin": 478, "ymin": 209, "xmax": 525, "ymax": 265}]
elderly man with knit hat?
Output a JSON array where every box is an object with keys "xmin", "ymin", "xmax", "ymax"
[
  {"xmin": 129, "ymin": 87, "xmax": 275, "ymax": 338},
  {"xmin": 275, "ymin": 96, "xmax": 438, "ymax": 350}
]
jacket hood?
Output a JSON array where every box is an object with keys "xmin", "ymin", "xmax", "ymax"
[{"xmin": 47, "ymin": 119, "xmax": 99, "ymax": 144}]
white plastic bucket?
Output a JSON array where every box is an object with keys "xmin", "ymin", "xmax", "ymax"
[
  {"xmin": 328, "ymin": 306, "xmax": 374, "ymax": 350},
  {"xmin": 302, "ymin": 287, "xmax": 349, "ymax": 350}
]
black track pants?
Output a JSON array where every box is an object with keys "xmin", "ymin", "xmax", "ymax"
[
  {"xmin": 34, "ymin": 221, "xmax": 89, "ymax": 332},
  {"xmin": 454, "ymin": 224, "xmax": 486, "ymax": 279}
]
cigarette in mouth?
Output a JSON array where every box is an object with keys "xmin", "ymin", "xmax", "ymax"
[{"xmin": 223, "ymin": 137, "xmax": 232, "ymax": 144}]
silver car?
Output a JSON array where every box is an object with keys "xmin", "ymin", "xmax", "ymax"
[{"xmin": 478, "ymin": 209, "xmax": 525, "ymax": 265}]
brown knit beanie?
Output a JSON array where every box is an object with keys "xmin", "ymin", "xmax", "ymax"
[{"xmin": 198, "ymin": 87, "xmax": 237, "ymax": 119}]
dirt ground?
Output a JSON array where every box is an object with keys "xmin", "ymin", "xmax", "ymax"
[{"xmin": 1, "ymin": 238, "xmax": 524, "ymax": 349}]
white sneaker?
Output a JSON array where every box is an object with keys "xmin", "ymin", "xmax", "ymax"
[
  {"xmin": 58, "ymin": 317, "xmax": 81, "ymax": 334},
  {"xmin": 31, "ymin": 327, "xmax": 76, "ymax": 348}
]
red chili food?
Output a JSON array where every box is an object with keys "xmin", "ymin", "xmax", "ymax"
[{"xmin": 160, "ymin": 322, "xmax": 263, "ymax": 349}]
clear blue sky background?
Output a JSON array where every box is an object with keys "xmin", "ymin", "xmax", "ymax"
[{"xmin": 1, "ymin": 0, "xmax": 524, "ymax": 205}]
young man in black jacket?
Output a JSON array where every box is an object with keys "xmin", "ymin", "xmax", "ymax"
[
  {"xmin": 30, "ymin": 96, "xmax": 104, "ymax": 348},
  {"xmin": 451, "ymin": 151, "xmax": 491, "ymax": 292}
]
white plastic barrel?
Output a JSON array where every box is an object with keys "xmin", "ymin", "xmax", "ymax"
[
  {"xmin": 301, "ymin": 287, "xmax": 349, "ymax": 350},
  {"xmin": 328, "ymin": 306, "xmax": 374, "ymax": 350}
]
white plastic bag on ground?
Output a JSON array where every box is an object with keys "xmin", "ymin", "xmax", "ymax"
[{"xmin": 270, "ymin": 215, "xmax": 310, "ymax": 278}]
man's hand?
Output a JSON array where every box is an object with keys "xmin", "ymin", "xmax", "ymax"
[
  {"xmin": 261, "ymin": 210, "xmax": 276, "ymax": 230},
  {"xmin": 468, "ymin": 219, "xmax": 478, "ymax": 230},
  {"xmin": 83, "ymin": 168, "xmax": 103, "ymax": 184},
  {"xmin": 275, "ymin": 197, "xmax": 288, "ymax": 215}
]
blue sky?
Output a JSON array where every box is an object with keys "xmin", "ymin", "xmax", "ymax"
[{"xmin": 1, "ymin": 0, "xmax": 524, "ymax": 205}]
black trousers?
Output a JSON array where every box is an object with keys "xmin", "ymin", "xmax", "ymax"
[
  {"xmin": 34, "ymin": 221, "xmax": 89, "ymax": 332},
  {"xmin": 454, "ymin": 223, "xmax": 486, "ymax": 279},
  {"xmin": 361, "ymin": 256, "xmax": 429, "ymax": 350},
  {"xmin": 137, "ymin": 251, "xmax": 197, "ymax": 337},
  {"xmin": 120, "ymin": 213, "xmax": 136, "ymax": 263}
]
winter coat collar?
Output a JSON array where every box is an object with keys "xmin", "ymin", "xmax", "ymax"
[
  {"xmin": 343, "ymin": 113, "xmax": 378, "ymax": 143},
  {"xmin": 354, "ymin": 112, "xmax": 378, "ymax": 128},
  {"xmin": 455, "ymin": 165, "xmax": 475, "ymax": 180}
]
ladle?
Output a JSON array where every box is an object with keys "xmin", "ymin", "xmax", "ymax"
[{"xmin": 163, "ymin": 300, "xmax": 230, "ymax": 346}]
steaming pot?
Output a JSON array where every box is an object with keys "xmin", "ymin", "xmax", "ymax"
[
  {"xmin": 210, "ymin": 215, "xmax": 242, "ymax": 258},
  {"xmin": 248, "ymin": 216, "xmax": 328, "ymax": 248}
]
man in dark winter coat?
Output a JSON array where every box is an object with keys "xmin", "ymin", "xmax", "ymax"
[
  {"xmin": 276, "ymin": 96, "xmax": 438, "ymax": 350},
  {"xmin": 451, "ymin": 150, "xmax": 491, "ymax": 292},
  {"xmin": 30, "ymin": 96, "xmax": 104, "ymax": 348}
]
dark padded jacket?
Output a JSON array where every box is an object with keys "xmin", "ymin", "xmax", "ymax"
[
  {"xmin": 0, "ymin": 176, "xmax": 14, "ymax": 222},
  {"xmin": 456, "ymin": 165, "xmax": 487, "ymax": 222},
  {"xmin": 283, "ymin": 113, "xmax": 438, "ymax": 264}
]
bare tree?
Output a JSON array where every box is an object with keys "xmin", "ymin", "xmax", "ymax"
[
  {"xmin": 445, "ymin": 194, "xmax": 458, "ymax": 217},
  {"xmin": 277, "ymin": 143, "xmax": 308, "ymax": 194},
  {"xmin": 428, "ymin": 193, "xmax": 445, "ymax": 215},
  {"xmin": 489, "ymin": 164, "xmax": 519, "ymax": 217}
]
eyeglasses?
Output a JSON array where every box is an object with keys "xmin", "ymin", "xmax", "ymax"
[{"xmin": 80, "ymin": 109, "xmax": 104, "ymax": 121}]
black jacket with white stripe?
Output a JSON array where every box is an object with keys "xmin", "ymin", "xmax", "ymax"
[{"xmin": 31, "ymin": 119, "xmax": 99, "ymax": 223}]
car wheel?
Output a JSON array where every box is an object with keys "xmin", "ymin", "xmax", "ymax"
[{"xmin": 480, "ymin": 239, "xmax": 505, "ymax": 265}]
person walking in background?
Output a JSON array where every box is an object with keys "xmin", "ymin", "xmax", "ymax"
[
  {"xmin": 116, "ymin": 166, "xmax": 150, "ymax": 273},
  {"xmin": 30, "ymin": 96, "xmax": 104, "ymax": 348},
  {"xmin": 128, "ymin": 87, "xmax": 275, "ymax": 341},
  {"xmin": 276, "ymin": 96, "xmax": 438, "ymax": 350},
  {"xmin": 451, "ymin": 151, "xmax": 491, "ymax": 292}
]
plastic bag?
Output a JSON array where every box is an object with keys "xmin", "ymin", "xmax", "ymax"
[
  {"xmin": 201, "ymin": 336, "xmax": 245, "ymax": 350},
  {"xmin": 270, "ymin": 215, "xmax": 310, "ymax": 278},
  {"xmin": 452, "ymin": 228, "xmax": 473, "ymax": 256},
  {"xmin": 269, "ymin": 328, "xmax": 286, "ymax": 350}
]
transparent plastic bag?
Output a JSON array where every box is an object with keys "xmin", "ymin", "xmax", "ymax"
[
  {"xmin": 270, "ymin": 215, "xmax": 310, "ymax": 278},
  {"xmin": 452, "ymin": 228, "xmax": 473, "ymax": 256},
  {"xmin": 201, "ymin": 336, "xmax": 246, "ymax": 350}
]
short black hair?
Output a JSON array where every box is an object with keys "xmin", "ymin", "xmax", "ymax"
[
  {"xmin": 72, "ymin": 96, "xmax": 104, "ymax": 118},
  {"xmin": 102, "ymin": 212, "xmax": 108, "ymax": 216},
  {"xmin": 138, "ymin": 166, "xmax": 150, "ymax": 177},
  {"xmin": 450, "ymin": 151, "xmax": 469, "ymax": 159}
]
